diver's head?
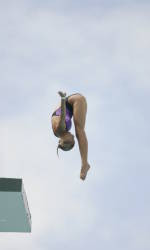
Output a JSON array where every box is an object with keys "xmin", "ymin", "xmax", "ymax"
[{"xmin": 57, "ymin": 132, "xmax": 75, "ymax": 157}]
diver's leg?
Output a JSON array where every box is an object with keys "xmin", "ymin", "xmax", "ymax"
[{"xmin": 73, "ymin": 96, "xmax": 90, "ymax": 180}]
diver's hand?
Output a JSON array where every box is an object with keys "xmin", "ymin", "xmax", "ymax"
[
  {"xmin": 58, "ymin": 91, "xmax": 66, "ymax": 98},
  {"xmin": 80, "ymin": 163, "xmax": 91, "ymax": 181}
]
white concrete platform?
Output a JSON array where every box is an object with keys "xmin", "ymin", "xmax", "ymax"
[{"xmin": 0, "ymin": 178, "xmax": 31, "ymax": 233}]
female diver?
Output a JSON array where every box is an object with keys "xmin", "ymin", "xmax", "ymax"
[{"xmin": 51, "ymin": 91, "xmax": 90, "ymax": 180}]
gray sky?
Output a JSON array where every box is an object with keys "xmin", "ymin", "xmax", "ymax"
[{"xmin": 0, "ymin": 0, "xmax": 150, "ymax": 249}]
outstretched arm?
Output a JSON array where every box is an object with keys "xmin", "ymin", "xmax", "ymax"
[
  {"xmin": 60, "ymin": 97, "xmax": 66, "ymax": 129},
  {"xmin": 55, "ymin": 91, "xmax": 66, "ymax": 135}
]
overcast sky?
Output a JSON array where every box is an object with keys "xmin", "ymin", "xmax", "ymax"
[{"xmin": 0, "ymin": 0, "xmax": 150, "ymax": 249}]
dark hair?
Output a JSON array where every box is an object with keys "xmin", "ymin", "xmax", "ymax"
[{"xmin": 57, "ymin": 141, "xmax": 75, "ymax": 158}]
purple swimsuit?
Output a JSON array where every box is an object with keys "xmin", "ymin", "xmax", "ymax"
[
  {"xmin": 52, "ymin": 96, "xmax": 74, "ymax": 131},
  {"xmin": 54, "ymin": 105, "xmax": 73, "ymax": 131},
  {"xmin": 52, "ymin": 93, "xmax": 81, "ymax": 132}
]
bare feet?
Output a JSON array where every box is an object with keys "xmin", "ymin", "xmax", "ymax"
[{"xmin": 80, "ymin": 163, "xmax": 90, "ymax": 181}]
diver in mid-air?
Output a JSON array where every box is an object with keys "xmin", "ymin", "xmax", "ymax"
[{"xmin": 51, "ymin": 91, "xmax": 90, "ymax": 180}]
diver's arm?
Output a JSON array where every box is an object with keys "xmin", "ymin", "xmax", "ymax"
[
  {"xmin": 56, "ymin": 91, "xmax": 66, "ymax": 132},
  {"xmin": 54, "ymin": 98, "xmax": 66, "ymax": 137},
  {"xmin": 59, "ymin": 97, "xmax": 66, "ymax": 130}
]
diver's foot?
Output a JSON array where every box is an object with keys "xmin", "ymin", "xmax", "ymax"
[{"xmin": 80, "ymin": 164, "xmax": 90, "ymax": 181}]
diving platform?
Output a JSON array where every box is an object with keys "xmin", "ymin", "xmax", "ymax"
[{"xmin": 0, "ymin": 178, "xmax": 31, "ymax": 233}]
